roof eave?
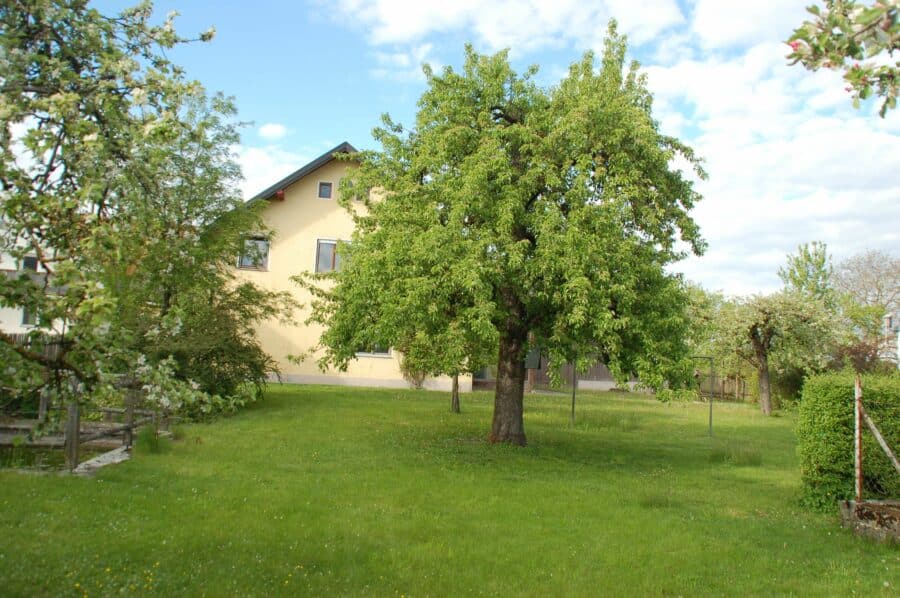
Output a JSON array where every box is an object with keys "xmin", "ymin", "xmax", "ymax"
[{"xmin": 248, "ymin": 141, "xmax": 359, "ymax": 203}]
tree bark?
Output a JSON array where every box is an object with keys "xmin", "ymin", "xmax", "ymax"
[
  {"xmin": 450, "ymin": 373, "xmax": 460, "ymax": 413},
  {"xmin": 757, "ymin": 355, "xmax": 772, "ymax": 416},
  {"xmin": 490, "ymin": 314, "xmax": 528, "ymax": 445}
]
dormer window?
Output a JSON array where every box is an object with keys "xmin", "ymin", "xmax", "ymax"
[{"xmin": 318, "ymin": 181, "xmax": 333, "ymax": 199}]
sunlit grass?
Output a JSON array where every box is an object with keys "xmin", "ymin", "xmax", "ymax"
[{"xmin": 0, "ymin": 385, "xmax": 896, "ymax": 596}]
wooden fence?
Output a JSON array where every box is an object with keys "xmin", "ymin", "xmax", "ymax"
[{"xmin": 4, "ymin": 332, "xmax": 62, "ymax": 360}]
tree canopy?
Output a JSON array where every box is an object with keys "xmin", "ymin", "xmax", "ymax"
[
  {"xmin": 0, "ymin": 1, "xmax": 292, "ymax": 417},
  {"xmin": 301, "ymin": 23, "xmax": 705, "ymax": 445},
  {"xmin": 714, "ymin": 292, "xmax": 836, "ymax": 415},
  {"xmin": 778, "ymin": 241, "xmax": 836, "ymax": 307}
]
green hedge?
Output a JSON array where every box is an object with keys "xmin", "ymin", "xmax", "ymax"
[{"xmin": 797, "ymin": 371, "xmax": 899, "ymax": 511}]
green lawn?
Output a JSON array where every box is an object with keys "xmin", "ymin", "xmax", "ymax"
[{"xmin": 1, "ymin": 386, "xmax": 896, "ymax": 596}]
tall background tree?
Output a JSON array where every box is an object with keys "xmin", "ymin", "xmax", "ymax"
[
  {"xmin": 0, "ymin": 1, "xmax": 292, "ymax": 417},
  {"xmin": 833, "ymin": 249, "xmax": 899, "ymax": 314},
  {"xmin": 832, "ymin": 249, "xmax": 899, "ymax": 369},
  {"xmin": 778, "ymin": 241, "xmax": 836, "ymax": 306},
  {"xmin": 303, "ymin": 24, "xmax": 705, "ymax": 445}
]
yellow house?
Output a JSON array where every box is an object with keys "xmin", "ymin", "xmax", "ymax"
[{"xmin": 238, "ymin": 142, "xmax": 472, "ymax": 392}]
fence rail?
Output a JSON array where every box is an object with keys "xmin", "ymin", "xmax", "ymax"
[{"xmin": 3, "ymin": 332, "xmax": 62, "ymax": 360}]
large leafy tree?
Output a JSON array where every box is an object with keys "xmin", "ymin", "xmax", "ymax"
[
  {"xmin": 304, "ymin": 24, "xmax": 705, "ymax": 445},
  {"xmin": 0, "ymin": 1, "xmax": 290, "ymax": 415}
]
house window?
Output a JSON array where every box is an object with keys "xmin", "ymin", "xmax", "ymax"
[
  {"xmin": 22, "ymin": 306, "xmax": 36, "ymax": 326},
  {"xmin": 315, "ymin": 240, "xmax": 342, "ymax": 273},
  {"xmin": 22, "ymin": 256, "xmax": 38, "ymax": 271},
  {"xmin": 357, "ymin": 343, "xmax": 391, "ymax": 356},
  {"xmin": 318, "ymin": 181, "xmax": 333, "ymax": 199},
  {"xmin": 238, "ymin": 237, "xmax": 269, "ymax": 270}
]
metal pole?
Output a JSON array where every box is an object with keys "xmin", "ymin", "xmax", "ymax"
[
  {"xmin": 691, "ymin": 355, "xmax": 714, "ymax": 438},
  {"xmin": 64, "ymin": 400, "xmax": 80, "ymax": 471},
  {"xmin": 708, "ymin": 359, "xmax": 714, "ymax": 437},
  {"xmin": 854, "ymin": 374, "xmax": 863, "ymax": 503},
  {"xmin": 570, "ymin": 360, "xmax": 577, "ymax": 427}
]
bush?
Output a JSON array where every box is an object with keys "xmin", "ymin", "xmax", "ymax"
[
  {"xmin": 797, "ymin": 371, "xmax": 900, "ymax": 511},
  {"xmin": 771, "ymin": 366, "xmax": 805, "ymax": 410}
]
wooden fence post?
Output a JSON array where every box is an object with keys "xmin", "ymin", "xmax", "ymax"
[
  {"xmin": 38, "ymin": 389, "xmax": 48, "ymax": 423},
  {"xmin": 64, "ymin": 400, "xmax": 80, "ymax": 471},
  {"xmin": 124, "ymin": 390, "xmax": 136, "ymax": 448}
]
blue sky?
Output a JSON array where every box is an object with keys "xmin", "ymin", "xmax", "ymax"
[{"xmin": 97, "ymin": 0, "xmax": 899, "ymax": 296}]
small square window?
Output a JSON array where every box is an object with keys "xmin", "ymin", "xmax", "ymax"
[
  {"xmin": 318, "ymin": 182, "xmax": 333, "ymax": 199},
  {"xmin": 316, "ymin": 240, "xmax": 342, "ymax": 272},
  {"xmin": 238, "ymin": 237, "xmax": 269, "ymax": 270},
  {"xmin": 22, "ymin": 256, "xmax": 38, "ymax": 271}
]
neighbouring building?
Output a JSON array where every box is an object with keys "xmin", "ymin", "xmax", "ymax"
[
  {"xmin": 0, "ymin": 248, "xmax": 42, "ymax": 335},
  {"xmin": 237, "ymin": 142, "xmax": 471, "ymax": 392}
]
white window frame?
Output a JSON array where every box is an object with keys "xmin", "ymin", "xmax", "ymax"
[
  {"xmin": 315, "ymin": 238, "xmax": 342, "ymax": 273},
  {"xmin": 355, "ymin": 345, "xmax": 392, "ymax": 358}
]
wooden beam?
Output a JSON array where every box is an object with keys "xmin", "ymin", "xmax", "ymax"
[{"xmin": 861, "ymin": 404, "xmax": 900, "ymax": 475}]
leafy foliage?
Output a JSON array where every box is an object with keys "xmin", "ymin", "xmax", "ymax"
[
  {"xmin": 711, "ymin": 292, "xmax": 837, "ymax": 414},
  {"xmin": 787, "ymin": 0, "xmax": 899, "ymax": 116},
  {"xmin": 797, "ymin": 371, "xmax": 900, "ymax": 510},
  {"xmin": 0, "ymin": 1, "xmax": 292, "ymax": 419},
  {"xmin": 300, "ymin": 24, "xmax": 705, "ymax": 443},
  {"xmin": 778, "ymin": 241, "xmax": 836, "ymax": 307}
]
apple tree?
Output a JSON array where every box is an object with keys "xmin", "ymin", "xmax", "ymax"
[{"xmin": 787, "ymin": 0, "xmax": 899, "ymax": 116}]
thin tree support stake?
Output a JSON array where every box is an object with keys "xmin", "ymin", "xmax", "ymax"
[
  {"xmin": 854, "ymin": 375, "xmax": 863, "ymax": 503},
  {"xmin": 125, "ymin": 389, "xmax": 136, "ymax": 448},
  {"xmin": 64, "ymin": 400, "xmax": 80, "ymax": 471},
  {"xmin": 570, "ymin": 360, "xmax": 577, "ymax": 427},
  {"xmin": 861, "ymin": 404, "xmax": 900, "ymax": 474},
  {"xmin": 708, "ymin": 360, "xmax": 714, "ymax": 437}
]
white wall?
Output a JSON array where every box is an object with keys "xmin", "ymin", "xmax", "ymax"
[{"xmin": 0, "ymin": 247, "xmax": 38, "ymax": 334}]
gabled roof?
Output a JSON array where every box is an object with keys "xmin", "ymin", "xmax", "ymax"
[{"xmin": 249, "ymin": 141, "xmax": 358, "ymax": 201}]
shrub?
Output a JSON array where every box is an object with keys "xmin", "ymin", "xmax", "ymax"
[{"xmin": 797, "ymin": 371, "xmax": 900, "ymax": 511}]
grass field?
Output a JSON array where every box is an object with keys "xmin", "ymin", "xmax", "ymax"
[{"xmin": 1, "ymin": 386, "xmax": 896, "ymax": 596}]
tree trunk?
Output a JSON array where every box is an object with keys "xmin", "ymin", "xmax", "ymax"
[
  {"xmin": 490, "ymin": 318, "xmax": 528, "ymax": 445},
  {"xmin": 757, "ymin": 356, "xmax": 772, "ymax": 416},
  {"xmin": 450, "ymin": 373, "xmax": 460, "ymax": 413}
]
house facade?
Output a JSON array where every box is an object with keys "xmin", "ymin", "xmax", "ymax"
[
  {"xmin": 238, "ymin": 142, "xmax": 472, "ymax": 392},
  {"xmin": 0, "ymin": 247, "xmax": 42, "ymax": 335}
]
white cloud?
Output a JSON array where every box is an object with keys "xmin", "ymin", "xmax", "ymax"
[
  {"xmin": 258, "ymin": 123, "xmax": 288, "ymax": 141},
  {"xmin": 330, "ymin": 0, "xmax": 683, "ymax": 51},
  {"xmin": 676, "ymin": 185, "xmax": 900, "ymax": 296},
  {"xmin": 236, "ymin": 145, "xmax": 311, "ymax": 199},
  {"xmin": 371, "ymin": 43, "xmax": 436, "ymax": 81},
  {"xmin": 645, "ymin": 37, "xmax": 900, "ymax": 296},
  {"xmin": 690, "ymin": 0, "xmax": 810, "ymax": 50}
]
